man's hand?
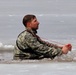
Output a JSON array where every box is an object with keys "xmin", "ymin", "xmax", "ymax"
[
  {"xmin": 66, "ymin": 44, "xmax": 72, "ymax": 51},
  {"xmin": 62, "ymin": 44, "xmax": 72, "ymax": 54}
]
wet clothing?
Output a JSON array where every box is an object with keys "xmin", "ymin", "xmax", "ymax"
[{"xmin": 13, "ymin": 28, "xmax": 62, "ymax": 60}]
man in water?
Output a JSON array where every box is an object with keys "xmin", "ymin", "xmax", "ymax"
[{"xmin": 14, "ymin": 14, "xmax": 72, "ymax": 60}]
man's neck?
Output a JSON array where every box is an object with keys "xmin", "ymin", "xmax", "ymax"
[{"xmin": 26, "ymin": 27, "xmax": 37, "ymax": 34}]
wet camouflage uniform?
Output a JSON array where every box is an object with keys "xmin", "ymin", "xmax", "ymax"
[{"xmin": 13, "ymin": 28, "xmax": 62, "ymax": 60}]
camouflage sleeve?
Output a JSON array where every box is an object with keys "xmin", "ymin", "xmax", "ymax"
[
  {"xmin": 38, "ymin": 37, "xmax": 62, "ymax": 48},
  {"xmin": 35, "ymin": 35, "xmax": 62, "ymax": 49},
  {"xmin": 25, "ymin": 33, "xmax": 62, "ymax": 59}
]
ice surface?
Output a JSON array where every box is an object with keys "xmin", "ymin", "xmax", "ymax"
[{"xmin": 0, "ymin": 62, "xmax": 76, "ymax": 75}]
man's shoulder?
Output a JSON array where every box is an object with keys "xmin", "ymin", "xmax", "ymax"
[{"xmin": 18, "ymin": 30, "xmax": 33, "ymax": 38}]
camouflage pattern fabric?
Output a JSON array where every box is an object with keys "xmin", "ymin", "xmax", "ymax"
[{"xmin": 13, "ymin": 28, "xmax": 62, "ymax": 60}]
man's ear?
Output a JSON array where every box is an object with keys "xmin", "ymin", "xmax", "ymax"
[{"xmin": 26, "ymin": 22, "xmax": 31, "ymax": 27}]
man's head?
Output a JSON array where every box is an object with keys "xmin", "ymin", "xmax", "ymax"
[{"xmin": 23, "ymin": 14, "xmax": 39, "ymax": 30}]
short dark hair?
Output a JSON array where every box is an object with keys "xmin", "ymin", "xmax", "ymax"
[{"xmin": 22, "ymin": 14, "xmax": 36, "ymax": 27}]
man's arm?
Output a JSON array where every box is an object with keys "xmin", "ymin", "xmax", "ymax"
[
  {"xmin": 36, "ymin": 35, "xmax": 62, "ymax": 49},
  {"xmin": 24, "ymin": 33, "xmax": 62, "ymax": 59}
]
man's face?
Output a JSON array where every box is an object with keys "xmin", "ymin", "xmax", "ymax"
[{"xmin": 30, "ymin": 18, "xmax": 39, "ymax": 30}]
